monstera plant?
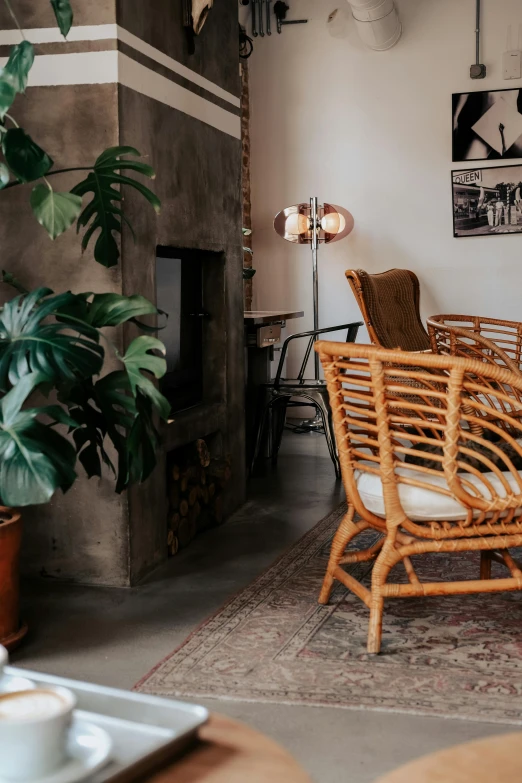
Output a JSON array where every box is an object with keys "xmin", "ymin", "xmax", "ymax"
[
  {"xmin": 0, "ymin": 0, "xmax": 170, "ymax": 649},
  {"xmin": 0, "ymin": 0, "xmax": 160, "ymax": 266},
  {"xmin": 0, "ymin": 283, "xmax": 170, "ymax": 507}
]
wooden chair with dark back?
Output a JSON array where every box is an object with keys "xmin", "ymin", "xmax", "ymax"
[
  {"xmin": 346, "ymin": 268, "xmax": 431, "ymax": 352},
  {"xmin": 315, "ymin": 340, "xmax": 522, "ymax": 654}
]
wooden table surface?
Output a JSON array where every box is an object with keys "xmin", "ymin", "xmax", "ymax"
[
  {"xmin": 243, "ymin": 310, "xmax": 304, "ymax": 325},
  {"xmin": 147, "ymin": 714, "xmax": 312, "ymax": 783},
  {"xmin": 375, "ymin": 732, "xmax": 522, "ymax": 783}
]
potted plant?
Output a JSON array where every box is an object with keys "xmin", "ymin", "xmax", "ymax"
[{"xmin": 0, "ymin": 0, "xmax": 170, "ymax": 648}]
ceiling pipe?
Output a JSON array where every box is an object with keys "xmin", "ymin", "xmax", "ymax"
[{"xmin": 346, "ymin": 0, "xmax": 402, "ymax": 51}]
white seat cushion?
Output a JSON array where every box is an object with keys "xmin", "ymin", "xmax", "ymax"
[{"xmin": 356, "ymin": 467, "xmax": 522, "ymax": 522}]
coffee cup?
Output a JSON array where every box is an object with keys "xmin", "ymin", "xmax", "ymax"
[{"xmin": 0, "ymin": 685, "xmax": 76, "ymax": 780}]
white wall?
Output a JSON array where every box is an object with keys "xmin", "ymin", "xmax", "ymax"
[{"xmin": 248, "ymin": 0, "xmax": 522, "ymax": 375}]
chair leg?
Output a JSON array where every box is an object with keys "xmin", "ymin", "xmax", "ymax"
[
  {"xmin": 315, "ymin": 396, "xmax": 341, "ymax": 479},
  {"xmin": 250, "ymin": 399, "xmax": 272, "ymax": 473},
  {"xmin": 367, "ymin": 538, "xmax": 395, "ymax": 654},
  {"xmin": 271, "ymin": 397, "xmax": 290, "ymax": 466},
  {"xmin": 327, "ymin": 409, "xmax": 341, "ymax": 480},
  {"xmin": 480, "ymin": 550, "xmax": 492, "ymax": 580},
  {"xmin": 319, "ymin": 504, "xmax": 360, "ymax": 605},
  {"xmin": 368, "ymin": 596, "xmax": 384, "ymax": 655}
]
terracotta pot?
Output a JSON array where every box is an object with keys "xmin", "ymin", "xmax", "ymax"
[{"xmin": 0, "ymin": 508, "xmax": 27, "ymax": 651}]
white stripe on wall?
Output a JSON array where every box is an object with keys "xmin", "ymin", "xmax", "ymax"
[
  {"xmin": 116, "ymin": 27, "xmax": 240, "ymax": 108},
  {"xmin": 25, "ymin": 50, "xmax": 119, "ymax": 86},
  {"xmin": 118, "ymin": 52, "xmax": 241, "ymax": 138},
  {"xmin": 0, "ymin": 23, "xmax": 240, "ymax": 107},
  {"xmin": 0, "ymin": 49, "xmax": 241, "ymax": 139},
  {"xmin": 0, "ymin": 23, "xmax": 118, "ymax": 44}
]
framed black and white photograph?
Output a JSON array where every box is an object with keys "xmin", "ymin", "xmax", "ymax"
[
  {"xmin": 452, "ymin": 165, "xmax": 522, "ymax": 237},
  {"xmin": 453, "ymin": 89, "xmax": 522, "ymax": 161}
]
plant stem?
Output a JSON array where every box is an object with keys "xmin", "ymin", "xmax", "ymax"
[
  {"xmin": 3, "ymin": 0, "xmax": 26, "ymax": 40},
  {"xmin": 2, "ymin": 165, "xmax": 93, "ymax": 189},
  {"xmin": 4, "ymin": 113, "xmax": 19, "ymax": 128},
  {"xmin": 46, "ymin": 166, "xmax": 93, "ymax": 177}
]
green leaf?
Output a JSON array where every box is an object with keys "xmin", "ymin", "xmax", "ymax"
[
  {"xmin": 0, "ymin": 288, "xmax": 104, "ymax": 391},
  {"xmin": 71, "ymin": 146, "xmax": 160, "ymax": 267},
  {"xmin": 86, "ymin": 293, "xmax": 159, "ymax": 328},
  {"xmin": 0, "ymin": 372, "xmax": 77, "ymax": 506},
  {"xmin": 0, "ymin": 71, "xmax": 16, "ymax": 120},
  {"xmin": 30, "ymin": 184, "xmax": 82, "ymax": 240},
  {"xmin": 0, "ymin": 163, "xmax": 9, "ymax": 190},
  {"xmin": 60, "ymin": 380, "xmax": 114, "ymax": 479},
  {"xmin": 50, "ymin": 0, "xmax": 73, "ymax": 37},
  {"xmin": 126, "ymin": 391, "xmax": 161, "ymax": 484},
  {"xmin": 3, "ymin": 128, "xmax": 53, "ymax": 183},
  {"xmin": 120, "ymin": 335, "xmax": 169, "ymax": 419},
  {"xmin": 0, "ymin": 371, "xmax": 48, "ymax": 425},
  {"xmin": 63, "ymin": 370, "xmax": 160, "ymax": 492},
  {"xmin": 5, "ymin": 41, "xmax": 35, "ymax": 93}
]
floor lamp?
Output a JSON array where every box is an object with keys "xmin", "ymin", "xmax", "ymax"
[{"xmin": 274, "ymin": 197, "xmax": 354, "ymax": 380}]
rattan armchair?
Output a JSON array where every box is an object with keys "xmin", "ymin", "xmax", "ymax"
[
  {"xmin": 316, "ymin": 340, "xmax": 522, "ymax": 654},
  {"xmin": 346, "ymin": 268, "xmax": 431, "ymax": 351}
]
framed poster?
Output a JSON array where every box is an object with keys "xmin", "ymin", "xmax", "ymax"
[
  {"xmin": 452, "ymin": 165, "xmax": 522, "ymax": 238},
  {"xmin": 453, "ymin": 89, "xmax": 522, "ymax": 162}
]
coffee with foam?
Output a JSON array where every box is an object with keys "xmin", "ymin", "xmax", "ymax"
[{"xmin": 0, "ymin": 689, "xmax": 67, "ymax": 722}]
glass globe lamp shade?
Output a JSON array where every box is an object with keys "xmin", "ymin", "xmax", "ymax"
[
  {"xmin": 273, "ymin": 205, "xmax": 312, "ymax": 244},
  {"xmin": 274, "ymin": 203, "xmax": 354, "ymax": 244},
  {"xmin": 320, "ymin": 204, "xmax": 354, "ymax": 243}
]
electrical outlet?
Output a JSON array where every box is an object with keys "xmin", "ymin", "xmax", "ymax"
[
  {"xmin": 503, "ymin": 50, "xmax": 522, "ymax": 79},
  {"xmin": 470, "ymin": 63, "xmax": 487, "ymax": 79}
]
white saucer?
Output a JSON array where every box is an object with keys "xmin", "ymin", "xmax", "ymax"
[{"xmin": 0, "ymin": 719, "xmax": 112, "ymax": 783}]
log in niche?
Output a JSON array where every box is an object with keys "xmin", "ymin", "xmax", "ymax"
[{"xmin": 167, "ymin": 439, "xmax": 231, "ymax": 556}]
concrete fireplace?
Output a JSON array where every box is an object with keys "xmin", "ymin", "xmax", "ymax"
[{"xmin": 0, "ymin": 0, "xmax": 245, "ymax": 586}]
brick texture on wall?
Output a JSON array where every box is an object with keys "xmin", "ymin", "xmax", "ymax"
[{"xmin": 241, "ymin": 60, "xmax": 253, "ymax": 311}]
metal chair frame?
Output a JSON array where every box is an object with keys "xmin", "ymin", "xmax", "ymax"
[{"xmin": 251, "ymin": 321, "xmax": 362, "ymax": 478}]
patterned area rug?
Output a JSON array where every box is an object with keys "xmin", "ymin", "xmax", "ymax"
[{"xmin": 136, "ymin": 503, "xmax": 522, "ymax": 723}]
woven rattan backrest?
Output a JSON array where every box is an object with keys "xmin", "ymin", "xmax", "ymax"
[
  {"xmin": 346, "ymin": 269, "xmax": 430, "ymax": 352},
  {"xmin": 428, "ymin": 314, "xmax": 522, "ymax": 373},
  {"xmin": 428, "ymin": 315, "xmax": 522, "ymax": 426},
  {"xmin": 316, "ymin": 340, "xmax": 522, "ymax": 538}
]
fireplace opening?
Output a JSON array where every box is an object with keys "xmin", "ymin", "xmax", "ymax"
[{"xmin": 156, "ymin": 246, "xmax": 212, "ymax": 413}]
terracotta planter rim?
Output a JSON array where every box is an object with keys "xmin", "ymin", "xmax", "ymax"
[{"xmin": 0, "ymin": 507, "xmax": 20, "ymax": 528}]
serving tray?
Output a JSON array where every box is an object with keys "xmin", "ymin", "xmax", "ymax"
[{"xmin": 3, "ymin": 666, "xmax": 209, "ymax": 783}]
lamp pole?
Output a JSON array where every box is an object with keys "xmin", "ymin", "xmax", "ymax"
[{"xmin": 310, "ymin": 196, "xmax": 320, "ymax": 380}]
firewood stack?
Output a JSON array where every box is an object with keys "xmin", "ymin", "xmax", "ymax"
[{"xmin": 167, "ymin": 439, "xmax": 231, "ymax": 556}]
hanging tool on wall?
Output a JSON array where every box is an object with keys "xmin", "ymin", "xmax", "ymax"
[
  {"xmin": 266, "ymin": 0, "xmax": 272, "ymax": 35},
  {"xmin": 259, "ymin": 0, "xmax": 265, "ymax": 36},
  {"xmin": 239, "ymin": 23, "xmax": 254, "ymax": 58},
  {"xmin": 470, "ymin": 0, "xmax": 486, "ymax": 79},
  {"xmin": 252, "ymin": 0, "xmax": 259, "ymax": 37},
  {"xmin": 273, "ymin": 1, "xmax": 307, "ymax": 33}
]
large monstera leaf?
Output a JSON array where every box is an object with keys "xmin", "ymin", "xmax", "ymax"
[
  {"xmin": 64, "ymin": 366, "xmax": 167, "ymax": 493},
  {"xmin": 55, "ymin": 291, "xmax": 163, "ymax": 332},
  {"xmin": 71, "ymin": 147, "xmax": 160, "ymax": 268},
  {"xmin": 0, "ymin": 371, "xmax": 78, "ymax": 507},
  {"xmin": 0, "ymin": 288, "xmax": 104, "ymax": 391}
]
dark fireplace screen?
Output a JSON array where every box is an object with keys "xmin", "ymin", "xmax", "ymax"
[{"xmin": 156, "ymin": 247, "xmax": 204, "ymax": 413}]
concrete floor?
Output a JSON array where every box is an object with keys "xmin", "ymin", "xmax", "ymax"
[{"xmin": 12, "ymin": 433, "xmax": 516, "ymax": 782}]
